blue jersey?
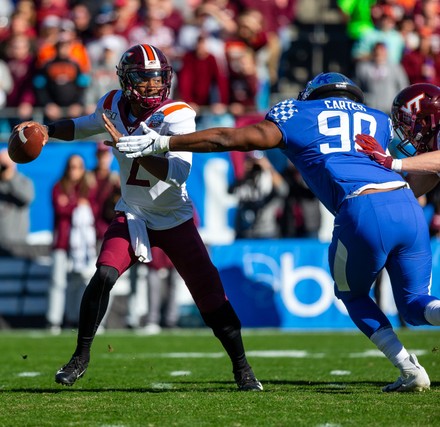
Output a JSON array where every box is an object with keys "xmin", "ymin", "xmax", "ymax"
[{"xmin": 266, "ymin": 98, "xmax": 406, "ymax": 215}]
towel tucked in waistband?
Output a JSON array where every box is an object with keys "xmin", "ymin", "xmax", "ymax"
[{"xmin": 126, "ymin": 211, "xmax": 152, "ymax": 263}]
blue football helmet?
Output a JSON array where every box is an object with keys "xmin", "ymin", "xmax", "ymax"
[{"xmin": 298, "ymin": 72, "xmax": 364, "ymax": 104}]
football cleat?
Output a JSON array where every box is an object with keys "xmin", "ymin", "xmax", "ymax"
[
  {"xmin": 234, "ymin": 366, "xmax": 263, "ymax": 391},
  {"xmin": 55, "ymin": 356, "xmax": 88, "ymax": 386},
  {"xmin": 382, "ymin": 354, "xmax": 430, "ymax": 392}
]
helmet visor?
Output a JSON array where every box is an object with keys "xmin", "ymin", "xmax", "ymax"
[{"xmin": 127, "ymin": 70, "xmax": 163, "ymax": 86}]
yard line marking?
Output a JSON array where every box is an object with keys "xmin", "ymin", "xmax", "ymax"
[
  {"xmin": 330, "ymin": 370, "xmax": 351, "ymax": 376},
  {"xmin": 247, "ymin": 350, "xmax": 325, "ymax": 358},
  {"xmin": 151, "ymin": 383, "xmax": 173, "ymax": 390},
  {"xmin": 101, "ymin": 349, "xmax": 428, "ymax": 359},
  {"xmin": 170, "ymin": 371, "xmax": 191, "ymax": 376},
  {"xmin": 17, "ymin": 372, "xmax": 41, "ymax": 377}
]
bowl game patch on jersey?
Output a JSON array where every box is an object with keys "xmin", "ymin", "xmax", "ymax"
[{"xmin": 147, "ymin": 111, "xmax": 165, "ymax": 128}]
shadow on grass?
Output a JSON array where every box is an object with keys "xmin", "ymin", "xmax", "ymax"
[{"xmin": 4, "ymin": 379, "xmax": 437, "ymax": 394}]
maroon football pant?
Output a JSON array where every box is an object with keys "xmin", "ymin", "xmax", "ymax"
[{"xmin": 97, "ymin": 213, "xmax": 228, "ymax": 313}]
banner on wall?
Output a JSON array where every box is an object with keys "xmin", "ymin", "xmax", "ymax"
[{"xmin": 210, "ymin": 239, "xmax": 440, "ymax": 329}]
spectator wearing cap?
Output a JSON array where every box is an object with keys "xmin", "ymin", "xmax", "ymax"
[
  {"xmin": 34, "ymin": 31, "xmax": 90, "ymax": 122},
  {"xmin": 84, "ymin": 34, "xmax": 126, "ymax": 114},
  {"xmin": 36, "ymin": 18, "xmax": 91, "ymax": 74},
  {"xmin": 36, "ymin": 14, "xmax": 61, "ymax": 52},
  {"xmin": 86, "ymin": 11, "xmax": 128, "ymax": 67}
]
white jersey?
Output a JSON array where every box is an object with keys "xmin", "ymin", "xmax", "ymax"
[{"xmin": 73, "ymin": 90, "xmax": 196, "ymax": 230}]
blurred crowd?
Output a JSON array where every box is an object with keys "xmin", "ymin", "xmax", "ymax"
[
  {"xmin": 0, "ymin": 0, "xmax": 439, "ymax": 124},
  {"xmin": 0, "ymin": 0, "xmax": 440, "ymax": 244},
  {"xmin": 0, "ymin": 0, "xmax": 299, "ymax": 129},
  {"xmin": 1, "ymin": 0, "xmax": 440, "ymax": 329}
]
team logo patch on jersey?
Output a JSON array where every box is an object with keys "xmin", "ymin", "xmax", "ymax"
[
  {"xmin": 267, "ymin": 100, "xmax": 298, "ymax": 123},
  {"xmin": 146, "ymin": 111, "xmax": 165, "ymax": 128},
  {"xmin": 104, "ymin": 109, "xmax": 117, "ymax": 120}
]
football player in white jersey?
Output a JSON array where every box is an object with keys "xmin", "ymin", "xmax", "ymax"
[
  {"xmin": 15, "ymin": 44, "xmax": 262, "ymax": 391},
  {"xmin": 109, "ymin": 72, "xmax": 440, "ymax": 392},
  {"xmin": 356, "ymin": 83, "xmax": 440, "ymax": 197}
]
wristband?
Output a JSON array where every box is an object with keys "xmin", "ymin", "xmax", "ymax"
[
  {"xmin": 157, "ymin": 136, "xmax": 171, "ymax": 152},
  {"xmin": 391, "ymin": 159, "xmax": 402, "ymax": 173}
]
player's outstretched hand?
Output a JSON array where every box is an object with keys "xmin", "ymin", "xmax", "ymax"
[
  {"xmin": 12, "ymin": 121, "xmax": 49, "ymax": 146},
  {"xmin": 116, "ymin": 122, "xmax": 170, "ymax": 158},
  {"xmin": 355, "ymin": 134, "xmax": 394, "ymax": 169},
  {"xmin": 102, "ymin": 113, "xmax": 123, "ymax": 149}
]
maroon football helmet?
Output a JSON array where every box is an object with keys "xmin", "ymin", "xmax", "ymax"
[
  {"xmin": 391, "ymin": 83, "xmax": 440, "ymax": 156},
  {"xmin": 116, "ymin": 44, "xmax": 173, "ymax": 109}
]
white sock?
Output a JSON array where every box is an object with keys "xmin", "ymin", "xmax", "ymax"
[
  {"xmin": 370, "ymin": 327, "xmax": 411, "ymax": 369},
  {"xmin": 424, "ymin": 300, "xmax": 440, "ymax": 325}
]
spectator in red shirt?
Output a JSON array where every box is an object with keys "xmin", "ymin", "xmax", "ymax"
[
  {"xmin": 0, "ymin": 9, "xmax": 37, "ymax": 45},
  {"xmin": 4, "ymin": 34, "xmax": 36, "ymax": 128},
  {"xmin": 178, "ymin": 35, "xmax": 229, "ymax": 114},
  {"xmin": 90, "ymin": 142, "xmax": 120, "ymax": 247},
  {"xmin": 46, "ymin": 154, "xmax": 98, "ymax": 334},
  {"xmin": 112, "ymin": 0, "xmax": 142, "ymax": 40},
  {"xmin": 401, "ymin": 28, "xmax": 440, "ymax": 85},
  {"xmin": 225, "ymin": 41, "xmax": 259, "ymax": 116},
  {"xmin": 143, "ymin": 0, "xmax": 185, "ymax": 39}
]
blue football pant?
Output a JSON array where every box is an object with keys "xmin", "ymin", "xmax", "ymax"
[{"xmin": 329, "ymin": 188, "xmax": 437, "ymax": 337}]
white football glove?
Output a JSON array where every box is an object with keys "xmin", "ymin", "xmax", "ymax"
[{"xmin": 116, "ymin": 122, "xmax": 170, "ymax": 158}]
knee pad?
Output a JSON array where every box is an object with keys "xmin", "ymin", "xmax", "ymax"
[{"xmin": 89, "ymin": 265, "xmax": 119, "ymax": 295}]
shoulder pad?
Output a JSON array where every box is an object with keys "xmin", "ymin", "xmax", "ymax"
[{"xmin": 159, "ymin": 102, "xmax": 196, "ymax": 123}]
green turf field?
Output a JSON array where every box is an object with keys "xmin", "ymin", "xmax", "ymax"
[{"xmin": 0, "ymin": 328, "xmax": 438, "ymax": 426}]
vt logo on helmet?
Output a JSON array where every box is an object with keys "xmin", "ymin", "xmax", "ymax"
[{"xmin": 391, "ymin": 83, "xmax": 440, "ymax": 157}]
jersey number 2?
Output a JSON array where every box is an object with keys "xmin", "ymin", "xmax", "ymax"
[{"xmin": 126, "ymin": 161, "xmax": 151, "ymax": 187}]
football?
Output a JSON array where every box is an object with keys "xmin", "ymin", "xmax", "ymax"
[{"xmin": 8, "ymin": 124, "xmax": 45, "ymax": 164}]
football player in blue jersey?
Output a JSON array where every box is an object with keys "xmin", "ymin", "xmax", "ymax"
[{"xmin": 105, "ymin": 72, "xmax": 440, "ymax": 392}]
